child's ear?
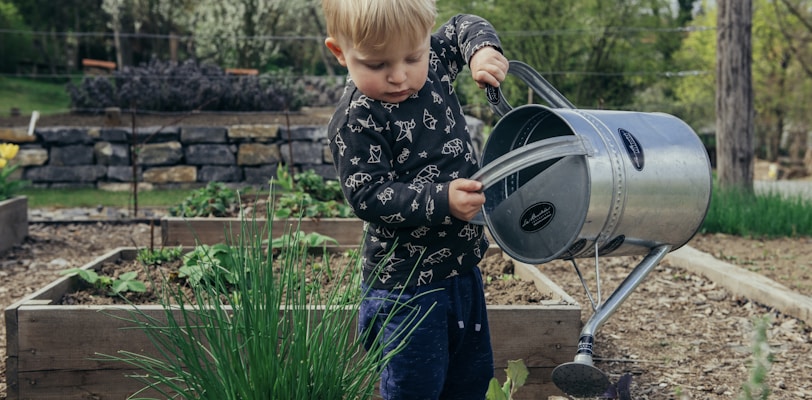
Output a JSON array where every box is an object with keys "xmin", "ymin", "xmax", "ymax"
[{"xmin": 325, "ymin": 37, "xmax": 348, "ymax": 66}]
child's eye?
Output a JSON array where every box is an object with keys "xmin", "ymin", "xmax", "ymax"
[{"xmin": 366, "ymin": 63, "xmax": 384, "ymax": 70}]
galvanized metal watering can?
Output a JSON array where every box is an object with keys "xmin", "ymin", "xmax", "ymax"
[{"xmin": 471, "ymin": 61, "xmax": 712, "ymax": 397}]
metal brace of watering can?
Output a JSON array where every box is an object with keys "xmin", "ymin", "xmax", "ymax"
[{"xmin": 470, "ymin": 61, "xmax": 713, "ymax": 397}]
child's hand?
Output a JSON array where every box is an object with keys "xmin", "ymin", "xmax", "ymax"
[
  {"xmin": 469, "ymin": 46, "xmax": 509, "ymax": 89},
  {"xmin": 449, "ymin": 179, "xmax": 486, "ymax": 222}
]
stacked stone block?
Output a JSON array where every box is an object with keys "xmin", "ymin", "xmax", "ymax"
[
  {"xmin": 13, "ymin": 124, "xmax": 333, "ymax": 189},
  {"xmin": 1, "ymin": 116, "xmax": 484, "ymax": 189}
]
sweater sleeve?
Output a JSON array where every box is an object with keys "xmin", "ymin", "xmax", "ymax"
[{"xmin": 432, "ymin": 14, "xmax": 503, "ymax": 82}]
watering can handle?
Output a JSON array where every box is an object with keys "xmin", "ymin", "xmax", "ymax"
[
  {"xmin": 470, "ymin": 135, "xmax": 592, "ymax": 191},
  {"xmin": 468, "ymin": 135, "xmax": 590, "ymax": 225},
  {"xmin": 486, "ymin": 60, "xmax": 576, "ymax": 117}
]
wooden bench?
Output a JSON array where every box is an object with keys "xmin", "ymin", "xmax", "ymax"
[
  {"xmin": 81, "ymin": 58, "xmax": 116, "ymax": 75},
  {"xmin": 225, "ymin": 68, "xmax": 259, "ymax": 76}
]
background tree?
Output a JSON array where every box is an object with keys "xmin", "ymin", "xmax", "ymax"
[
  {"xmin": 273, "ymin": 0, "xmax": 333, "ymax": 75},
  {"xmin": 190, "ymin": 0, "xmax": 305, "ymax": 70},
  {"xmin": 101, "ymin": 0, "xmax": 191, "ymax": 67},
  {"xmin": 675, "ymin": 0, "xmax": 811, "ymax": 164},
  {"xmin": 716, "ymin": 0, "xmax": 754, "ymax": 190},
  {"xmin": 436, "ymin": 0, "xmax": 699, "ymax": 122},
  {"xmin": 672, "ymin": 6, "xmax": 717, "ymax": 133},
  {"xmin": 0, "ymin": 0, "xmax": 33, "ymax": 73},
  {"xmin": 752, "ymin": 0, "xmax": 795, "ymax": 162},
  {"xmin": 9, "ymin": 0, "xmax": 107, "ymax": 76},
  {"xmin": 770, "ymin": 0, "xmax": 812, "ymax": 164}
]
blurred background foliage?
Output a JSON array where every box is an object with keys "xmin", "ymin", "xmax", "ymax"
[{"xmin": 1, "ymin": 0, "xmax": 811, "ymax": 162}]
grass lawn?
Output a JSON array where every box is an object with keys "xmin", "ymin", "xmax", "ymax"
[
  {"xmin": 0, "ymin": 76, "xmax": 73, "ymax": 117},
  {"xmin": 20, "ymin": 188, "xmax": 196, "ymax": 209}
]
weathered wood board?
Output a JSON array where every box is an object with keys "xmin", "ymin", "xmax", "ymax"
[
  {"xmin": 5, "ymin": 247, "xmax": 581, "ymax": 400},
  {"xmin": 161, "ymin": 217, "xmax": 366, "ymax": 247}
]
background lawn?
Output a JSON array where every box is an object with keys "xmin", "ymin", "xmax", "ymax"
[{"xmin": 0, "ymin": 77, "xmax": 72, "ymax": 117}]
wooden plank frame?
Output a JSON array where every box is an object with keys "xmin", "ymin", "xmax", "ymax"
[
  {"xmin": 5, "ymin": 246, "xmax": 581, "ymax": 399},
  {"xmin": 0, "ymin": 196, "xmax": 28, "ymax": 254},
  {"xmin": 161, "ymin": 217, "xmax": 367, "ymax": 248}
]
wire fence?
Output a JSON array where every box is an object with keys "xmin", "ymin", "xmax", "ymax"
[
  {"xmin": 0, "ymin": 25, "xmax": 717, "ymax": 117},
  {"xmin": 0, "ymin": 25, "xmax": 715, "ymax": 39},
  {"xmin": 0, "ymin": 25, "xmax": 717, "ymax": 77}
]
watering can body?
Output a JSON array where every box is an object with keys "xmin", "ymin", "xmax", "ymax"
[{"xmin": 474, "ymin": 62, "xmax": 712, "ymax": 265}]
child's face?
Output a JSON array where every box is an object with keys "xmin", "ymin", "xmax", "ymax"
[{"xmin": 327, "ymin": 35, "xmax": 431, "ymax": 103}]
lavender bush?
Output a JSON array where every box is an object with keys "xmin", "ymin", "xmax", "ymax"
[{"xmin": 67, "ymin": 60, "xmax": 313, "ymax": 113}]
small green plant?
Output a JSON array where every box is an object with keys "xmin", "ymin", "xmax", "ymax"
[
  {"xmin": 739, "ymin": 315, "xmax": 773, "ymax": 400},
  {"xmin": 274, "ymin": 192, "xmax": 355, "ymax": 218},
  {"xmin": 486, "ymin": 359, "xmax": 529, "ymax": 400},
  {"xmin": 485, "ymin": 274, "xmax": 518, "ymax": 285},
  {"xmin": 179, "ymin": 243, "xmax": 240, "ymax": 287},
  {"xmin": 59, "ymin": 268, "xmax": 147, "ymax": 296},
  {"xmin": 273, "ymin": 165, "xmax": 355, "ymax": 219},
  {"xmin": 0, "ymin": 143, "xmax": 28, "ymax": 201},
  {"xmin": 168, "ymin": 182, "xmax": 239, "ymax": 217},
  {"xmin": 270, "ymin": 231, "xmax": 339, "ymax": 254},
  {"xmin": 274, "ymin": 163, "xmax": 296, "ymax": 192},
  {"xmin": 136, "ymin": 246, "xmax": 183, "ymax": 265},
  {"xmin": 292, "ymin": 168, "xmax": 346, "ymax": 202}
]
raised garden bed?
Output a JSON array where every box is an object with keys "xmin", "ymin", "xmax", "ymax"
[
  {"xmin": 5, "ymin": 246, "xmax": 581, "ymax": 400},
  {"xmin": 0, "ymin": 196, "xmax": 27, "ymax": 254},
  {"xmin": 161, "ymin": 216, "xmax": 365, "ymax": 248}
]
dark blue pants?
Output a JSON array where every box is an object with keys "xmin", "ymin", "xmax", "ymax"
[{"xmin": 359, "ymin": 267, "xmax": 494, "ymax": 400}]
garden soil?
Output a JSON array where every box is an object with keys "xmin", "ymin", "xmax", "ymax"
[{"xmin": 1, "ymin": 223, "xmax": 811, "ymax": 399}]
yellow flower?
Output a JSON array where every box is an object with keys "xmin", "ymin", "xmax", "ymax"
[
  {"xmin": 0, "ymin": 158, "xmax": 6, "ymax": 169},
  {"xmin": 0, "ymin": 143, "xmax": 20, "ymax": 161}
]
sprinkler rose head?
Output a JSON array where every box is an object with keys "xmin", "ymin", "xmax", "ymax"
[{"xmin": 551, "ymin": 361, "xmax": 611, "ymax": 397}]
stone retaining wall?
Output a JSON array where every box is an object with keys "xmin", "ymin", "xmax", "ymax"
[{"xmin": 2, "ymin": 117, "xmax": 484, "ymax": 190}]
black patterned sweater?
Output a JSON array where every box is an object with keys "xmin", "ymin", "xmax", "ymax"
[{"xmin": 327, "ymin": 14, "xmax": 502, "ymax": 290}]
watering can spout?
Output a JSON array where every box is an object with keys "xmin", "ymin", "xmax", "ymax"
[{"xmin": 551, "ymin": 244, "xmax": 671, "ymax": 397}]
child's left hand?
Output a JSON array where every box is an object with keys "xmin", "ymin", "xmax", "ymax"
[
  {"xmin": 469, "ymin": 46, "xmax": 509, "ymax": 89},
  {"xmin": 449, "ymin": 178, "xmax": 486, "ymax": 222}
]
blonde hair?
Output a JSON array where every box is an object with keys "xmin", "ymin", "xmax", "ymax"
[{"xmin": 322, "ymin": 0, "xmax": 436, "ymax": 51}]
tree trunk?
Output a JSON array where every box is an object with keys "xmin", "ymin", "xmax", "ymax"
[
  {"xmin": 114, "ymin": 28, "xmax": 123, "ymax": 70},
  {"xmin": 170, "ymin": 32, "xmax": 178, "ymax": 62},
  {"xmin": 716, "ymin": 0, "xmax": 754, "ymax": 191}
]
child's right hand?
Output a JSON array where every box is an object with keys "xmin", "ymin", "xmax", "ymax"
[
  {"xmin": 469, "ymin": 46, "xmax": 509, "ymax": 89},
  {"xmin": 449, "ymin": 178, "xmax": 486, "ymax": 222}
]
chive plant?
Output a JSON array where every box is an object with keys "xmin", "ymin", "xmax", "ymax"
[
  {"xmin": 101, "ymin": 193, "xmax": 431, "ymax": 399},
  {"xmin": 701, "ymin": 184, "xmax": 812, "ymax": 238}
]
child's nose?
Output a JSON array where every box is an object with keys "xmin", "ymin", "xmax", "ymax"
[{"xmin": 388, "ymin": 67, "xmax": 407, "ymax": 84}]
